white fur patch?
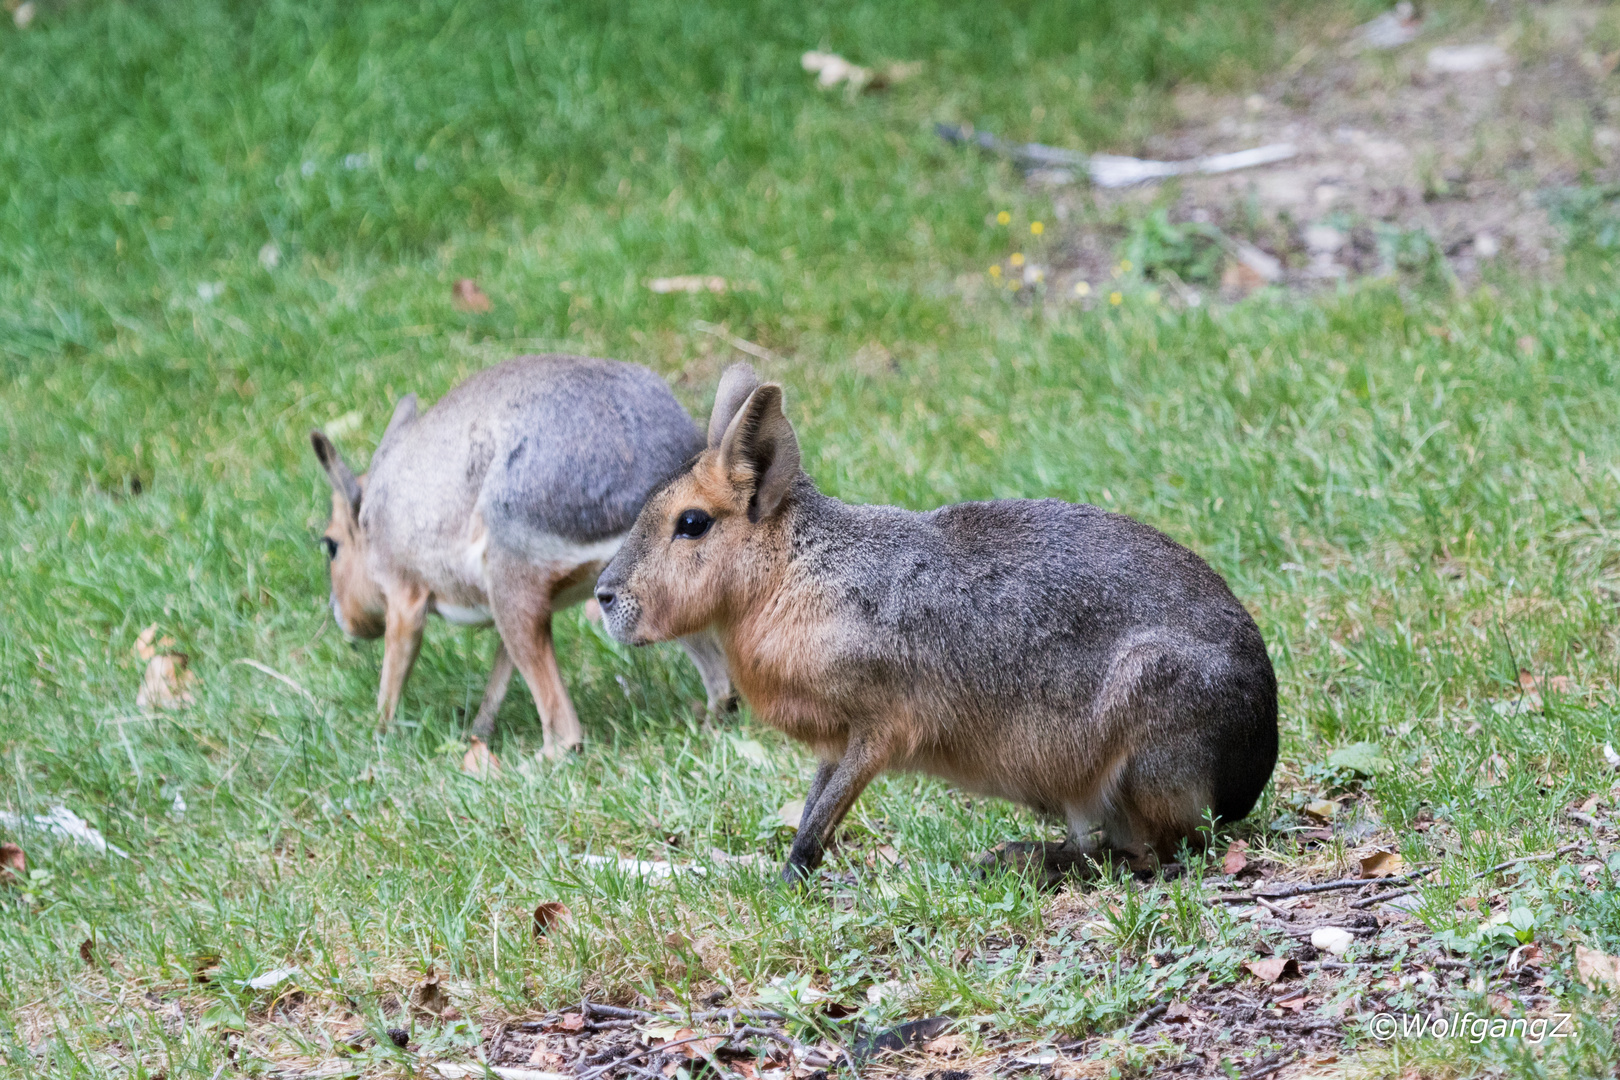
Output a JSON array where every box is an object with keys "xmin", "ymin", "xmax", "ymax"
[
  {"xmin": 435, "ymin": 602, "xmax": 494, "ymax": 626},
  {"xmin": 514, "ymin": 532, "xmax": 626, "ymax": 566}
]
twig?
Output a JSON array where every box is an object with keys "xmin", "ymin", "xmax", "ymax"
[
  {"xmin": 693, "ymin": 321, "xmax": 780, "ymax": 363},
  {"xmin": 1475, "ymin": 843, "xmax": 1581, "ymax": 878},
  {"xmin": 577, "ymin": 1032, "xmax": 732, "ymax": 1080},
  {"xmin": 1209, "ymin": 864, "xmax": 1440, "ymax": 904},
  {"xmin": 583, "ymin": 1002, "xmax": 657, "ymax": 1021},
  {"xmin": 1239, "ymin": 1052, "xmax": 1290, "ymax": 1080},
  {"xmin": 232, "ymin": 658, "xmax": 320, "ymax": 705},
  {"xmin": 1129, "ymin": 1002, "xmax": 1168, "ymax": 1033},
  {"xmin": 1255, "ymin": 897, "xmax": 1294, "ymax": 920}
]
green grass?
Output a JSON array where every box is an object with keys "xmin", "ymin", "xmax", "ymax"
[{"xmin": 4, "ymin": 0, "xmax": 1620, "ymax": 1077}]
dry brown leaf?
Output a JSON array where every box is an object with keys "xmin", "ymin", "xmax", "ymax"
[
  {"xmin": 136, "ymin": 653, "xmax": 196, "ymax": 711},
  {"xmin": 413, "ymin": 967, "xmax": 449, "ymax": 1015},
  {"xmin": 1459, "ymin": 896, "xmax": 1482, "ymax": 912},
  {"xmin": 874, "ymin": 844, "xmax": 901, "ymax": 866},
  {"xmin": 1275, "ymin": 994, "xmax": 1312, "ymax": 1014},
  {"xmin": 1576, "ymin": 944, "xmax": 1620, "ymax": 992},
  {"xmin": 920, "ymin": 1034, "xmax": 967, "ymax": 1056},
  {"xmin": 1245, "ymin": 956, "xmax": 1301, "ymax": 983},
  {"xmin": 461, "ymin": 737, "xmax": 500, "ymax": 777},
  {"xmin": 452, "ymin": 279, "xmax": 492, "ymax": 312},
  {"xmin": 529, "ymin": 1046, "xmax": 569, "ymax": 1070},
  {"xmin": 648, "ymin": 275, "xmax": 727, "ymax": 294},
  {"xmin": 1162, "ymin": 1001, "xmax": 1196, "ymax": 1024},
  {"xmin": 1303, "ymin": 798, "xmax": 1339, "ymax": 821},
  {"xmin": 1358, "ymin": 850, "xmax": 1404, "ymax": 879},
  {"xmin": 78, "ymin": 938, "xmax": 96, "ymax": 964},
  {"xmin": 0, "ymin": 842, "xmax": 23, "ymax": 884},
  {"xmin": 533, "ymin": 901, "xmax": 573, "ymax": 939},
  {"xmin": 559, "ymin": 1013, "xmax": 586, "ymax": 1032},
  {"xmin": 1222, "ymin": 839, "xmax": 1249, "ymax": 875},
  {"xmin": 1486, "ymin": 993, "xmax": 1514, "ymax": 1016}
]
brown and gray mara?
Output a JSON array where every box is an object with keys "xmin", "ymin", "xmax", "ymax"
[{"xmin": 594, "ymin": 363, "xmax": 1277, "ymax": 882}]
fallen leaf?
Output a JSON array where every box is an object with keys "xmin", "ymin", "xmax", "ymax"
[
  {"xmin": 1311, "ymin": 927, "xmax": 1355, "ymax": 955},
  {"xmin": 461, "ymin": 737, "xmax": 501, "ymax": 777},
  {"xmin": 874, "ymin": 844, "xmax": 901, "ymax": 867},
  {"xmin": 452, "ymin": 279, "xmax": 492, "ymax": 312},
  {"xmin": 533, "ymin": 901, "xmax": 573, "ymax": 938},
  {"xmin": 648, "ymin": 275, "xmax": 727, "ymax": 294},
  {"xmin": 1303, "ymin": 798, "xmax": 1339, "ymax": 821},
  {"xmin": 920, "ymin": 1034, "xmax": 967, "ymax": 1056},
  {"xmin": 0, "ymin": 842, "xmax": 23, "ymax": 884},
  {"xmin": 1162, "ymin": 1001, "xmax": 1196, "ymax": 1024},
  {"xmin": 779, "ymin": 798, "xmax": 806, "ymax": 830},
  {"xmin": 1015, "ymin": 1048, "xmax": 1060, "ymax": 1066},
  {"xmin": 1245, "ymin": 956, "xmax": 1301, "ymax": 983},
  {"xmin": 78, "ymin": 938, "xmax": 95, "ymax": 964},
  {"xmin": 1575, "ymin": 944, "xmax": 1620, "ymax": 992},
  {"xmin": 1223, "ymin": 840, "xmax": 1249, "ymax": 875},
  {"xmin": 730, "ymin": 737, "xmax": 770, "ymax": 767},
  {"xmin": 559, "ymin": 1013, "xmax": 586, "ymax": 1032},
  {"xmin": 1328, "ymin": 741, "xmax": 1392, "ymax": 776},
  {"xmin": 1275, "ymin": 994, "xmax": 1312, "ymax": 1014},
  {"xmin": 1459, "ymin": 896, "xmax": 1482, "ymax": 912},
  {"xmin": 413, "ymin": 967, "xmax": 450, "ymax": 1015},
  {"xmin": 136, "ymin": 653, "xmax": 197, "ymax": 711},
  {"xmin": 1486, "ymin": 993, "xmax": 1514, "ymax": 1016},
  {"xmin": 1359, "ymin": 850, "xmax": 1404, "ymax": 879},
  {"xmin": 529, "ymin": 1046, "xmax": 569, "ymax": 1070}
]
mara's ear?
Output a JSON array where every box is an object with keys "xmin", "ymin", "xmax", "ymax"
[
  {"xmin": 378, "ymin": 393, "xmax": 418, "ymax": 450},
  {"xmin": 718, "ymin": 383, "xmax": 801, "ymax": 522},
  {"xmin": 310, "ymin": 430, "xmax": 363, "ymax": 518},
  {"xmin": 708, "ymin": 362, "xmax": 761, "ymax": 449}
]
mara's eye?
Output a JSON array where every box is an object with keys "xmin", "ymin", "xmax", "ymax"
[
  {"xmin": 673, "ymin": 508, "xmax": 712, "ymax": 539},
  {"xmin": 321, "ymin": 537, "xmax": 339, "ymax": 560}
]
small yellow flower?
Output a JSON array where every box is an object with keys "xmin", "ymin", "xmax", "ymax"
[
  {"xmin": 996, "ymin": 210, "xmax": 1011, "ymax": 225},
  {"xmin": 1120, "ymin": 259, "xmax": 1133, "ymax": 273},
  {"xmin": 1109, "ymin": 291, "xmax": 1123, "ymax": 305},
  {"xmin": 988, "ymin": 265, "xmax": 1002, "ymax": 278},
  {"xmin": 1030, "ymin": 221, "xmax": 1044, "ymax": 236},
  {"xmin": 1073, "ymin": 281, "xmax": 1091, "ymax": 297},
  {"xmin": 1009, "ymin": 253, "xmax": 1025, "ymax": 267}
]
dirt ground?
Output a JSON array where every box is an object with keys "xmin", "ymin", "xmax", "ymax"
[{"xmin": 1023, "ymin": 1, "xmax": 1620, "ymax": 303}]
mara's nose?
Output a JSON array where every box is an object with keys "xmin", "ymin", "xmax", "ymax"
[{"xmin": 594, "ymin": 587, "xmax": 617, "ymax": 612}]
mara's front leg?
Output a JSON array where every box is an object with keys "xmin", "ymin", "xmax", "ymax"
[
  {"xmin": 377, "ymin": 584, "xmax": 429, "ymax": 732},
  {"xmin": 782, "ymin": 736, "xmax": 888, "ymax": 885}
]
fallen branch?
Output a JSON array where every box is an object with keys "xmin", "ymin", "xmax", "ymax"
[
  {"xmin": 1209, "ymin": 864, "xmax": 1440, "ymax": 905},
  {"xmin": 1350, "ymin": 844, "xmax": 1582, "ymax": 909},
  {"xmin": 1129, "ymin": 1002, "xmax": 1168, "ymax": 1033},
  {"xmin": 576, "ymin": 1032, "xmax": 735, "ymax": 1080}
]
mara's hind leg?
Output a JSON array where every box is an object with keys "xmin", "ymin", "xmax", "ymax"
[
  {"xmin": 676, "ymin": 629, "xmax": 735, "ymax": 715},
  {"xmin": 487, "ymin": 557, "xmax": 584, "ymax": 759},
  {"xmin": 468, "ymin": 641, "xmax": 516, "ymax": 743}
]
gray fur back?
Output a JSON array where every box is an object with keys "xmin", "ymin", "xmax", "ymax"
[{"xmin": 364, "ymin": 355, "xmax": 702, "ymax": 571}]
